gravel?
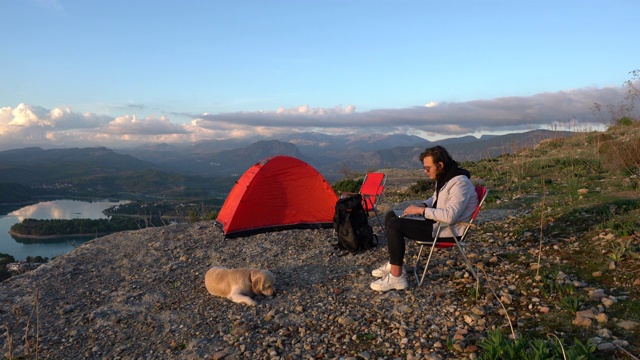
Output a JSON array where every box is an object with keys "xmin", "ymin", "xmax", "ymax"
[
  {"xmin": 1, "ymin": 206, "xmax": 634, "ymax": 359},
  {"xmin": 0, "ymin": 215, "xmax": 489, "ymax": 360}
]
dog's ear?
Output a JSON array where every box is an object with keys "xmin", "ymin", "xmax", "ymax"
[{"xmin": 250, "ymin": 270, "xmax": 264, "ymax": 294}]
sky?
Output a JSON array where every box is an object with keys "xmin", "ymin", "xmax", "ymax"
[{"xmin": 1, "ymin": 0, "xmax": 638, "ymax": 151}]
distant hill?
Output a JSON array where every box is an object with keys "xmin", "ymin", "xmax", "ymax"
[
  {"xmin": 282, "ymin": 130, "xmax": 572, "ymax": 178},
  {"xmin": 0, "ymin": 147, "xmax": 160, "ymax": 185},
  {"xmin": 0, "ymin": 147, "xmax": 221, "ymax": 199},
  {"xmin": 279, "ymin": 132, "xmax": 429, "ymax": 154},
  {"xmin": 117, "ymin": 140, "xmax": 304, "ymax": 177}
]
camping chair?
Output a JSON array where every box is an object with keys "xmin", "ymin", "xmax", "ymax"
[
  {"xmin": 413, "ymin": 185, "xmax": 488, "ymax": 286},
  {"xmin": 358, "ymin": 172, "xmax": 387, "ymax": 237}
]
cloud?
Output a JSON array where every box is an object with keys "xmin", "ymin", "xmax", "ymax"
[
  {"xmin": 0, "ymin": 104, "xmax": 191, "ymax": 149},
  {"xmin": 0, "ymin": 82, "xmax": 633, "ymax": 150},
  {"xmin": 124, "ymin": 103, "xmax": 149, "ymax": 110},
  {"xmin": 194, "ymin": 85, "xmax": 629, "ymax": 136},
  {"xmin": 105, "ymin": 115, "xmax": 188, "ymax": 135},
  {"xmin": 7, "ymin": 104, "xmax": 53, "ymax": 127}
]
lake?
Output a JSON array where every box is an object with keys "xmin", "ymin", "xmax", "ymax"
[{"xmin": 0, "ymin": 199, "xmax": 129, "ymax": 261}]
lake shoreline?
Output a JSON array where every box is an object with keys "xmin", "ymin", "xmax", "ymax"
[{"xmin": 8, "ymin": 230, "xmax": 106, "ymax": 240}]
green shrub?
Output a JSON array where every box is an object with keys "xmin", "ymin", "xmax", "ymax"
[
  {"xmin": 332, "ymin": 178, "xmax": 362, "ymax": 194},
  {"xmin": 618, "ymin": 116, "xmax": 634, "ymax": 126},
  {"xmin": 0, "ymin": 253, "xmax": 15, "ymax": 265},
  {"xmin": 558, "ymin": 295, "xmax": 581, "ymax": 315},
  {"xmin": 409, "ymin": 179, "xmax": 434, "ymax": 195}
]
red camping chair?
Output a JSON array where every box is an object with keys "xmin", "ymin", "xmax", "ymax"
[
  {"xmin": 359, "ymin": 172, "xmax": 387, "ymax": 235},
  {"xmin": 413, "ymin": 185, "xmax": 488, "ymax": 286}
]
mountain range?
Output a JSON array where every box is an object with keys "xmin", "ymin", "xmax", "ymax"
[
  {"xmin": 0, "ymin": 129, "xmax": 571, "ymax": 199},
  {"xmin": 116, "ymin": 129, "xmax": 570, "ymax": 178}
]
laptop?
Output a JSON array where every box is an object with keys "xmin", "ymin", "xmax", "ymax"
[{"xmin": 393, "ymin": 209, "xmax": 425, "ymax": 220}]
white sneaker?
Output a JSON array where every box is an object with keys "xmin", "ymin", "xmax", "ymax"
[
  {"xmin": 371, "ymin": 262, "xmax": 406, "ymax": 278},
  {"xmin": 370, "ymin": 273, "xmax": 408, "ymax": 292}
]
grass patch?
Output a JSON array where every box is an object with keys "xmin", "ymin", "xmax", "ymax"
[{"xmin": 477, "ymin": 329, "xmax": 597, "ymax": 360}]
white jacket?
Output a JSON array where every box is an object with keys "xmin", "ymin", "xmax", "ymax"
[{"xmin": 422, "ymin": 175, "xmax": 479, "ymax": 238}]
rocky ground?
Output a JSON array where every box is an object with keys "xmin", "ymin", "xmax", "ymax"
[{"xmin": 1, "ymin": 191, "xmax": 637, "ymax": 359}]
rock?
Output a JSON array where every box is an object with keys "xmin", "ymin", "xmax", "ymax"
[
  {"xmin": 597, "ymin": 329, "xmax": 612, "ymax": 338},
  {"xmin": 464, "ymin": 314, "xmax": 479, "ymax": 325},
  {"xmin": 337, "ymin": 316, "xmax": 354, "ymax": 325},
  {"xmin": 577, "ymin": 188, "xmax": 589, "ymax": 195},
  {"xmin": 212, "ymin": 351, "xmax": 228, "ymax": 360},
  {"xmin": 589, "ymin": 289, "xmax": 607, "ymax": 301},
  {"xmin": 464, "ymin": 344, "xmax": 478, "ymax": 353},
  {"xmin": 424, "ymin": 354, "xmax": 443, "ymax": 360},
  {"xmin": 572, "ymin": 316, "xmax": 593, "ymax": 327},
  {"xmin": 588, "ymin": 336, "xmax": 602, "ymax": 345},
  {"xmin": 597, "ymin": 342, "xmax": 614, "ymax": 351},
  {"xmin": 573, "ymin": 280, "xmax": 587, "ymax": 288},
  {"xmin": 500, "ymin": 293, "xmax": 513, "ymax": 304},
  {"xmin": 601, "ymin": 297, "xmax": 616, "ymax": 307},
  {"xmin": 613, "ymin": 339, "xmax": 629, "ymax": 347},
  {"xmin": 471, "ymin": 306, "xmax": 485, "ymax": 316},
  {"xmin": 576, "ymin": 308, "xmax": 597, "ymax": 319},
  {"xmin": 592, "ymin": 271, "xmax": 602, "ymax": 277},
  {"xmin": 617, "ymin": 320, "xmax": 638, "ymax": 330},
  {"xmin": 601, "ymin": 233, "xmax": 615, "ymax": 241},
  {"xmin": 453, "ymin": 342, "xmax": 466, "ymax": 352},
  {"xmin": 595, "ymin": 313, "xmax": 609, "ymax": 323}
]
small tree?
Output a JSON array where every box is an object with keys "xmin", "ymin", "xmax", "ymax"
[{"xmin": 187, "ymin": 210, "xmax": 199, "ymax": 224}]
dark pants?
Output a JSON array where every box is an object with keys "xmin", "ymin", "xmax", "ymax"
[{"xmin": 384, "ymin": 211, "xmax": 435, "ymax": 266}]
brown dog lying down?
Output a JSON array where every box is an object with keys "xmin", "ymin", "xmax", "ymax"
[{"xmin": 204, "ymin": 266, "xmax": 276, "ymax": 306}]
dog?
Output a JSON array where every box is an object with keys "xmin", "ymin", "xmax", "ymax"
[{"xmin": 204, "ymin": 266, "xmax": 276, "ymax": 306}]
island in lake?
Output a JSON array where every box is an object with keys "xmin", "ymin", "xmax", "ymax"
[{"xmin": 9, "ymin": 217, "xmax": 167, "ymax": 239}]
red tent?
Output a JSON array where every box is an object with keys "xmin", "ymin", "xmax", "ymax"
[{"xmin": 216, "ymin": 156, "xmax": 338, "ymax": 238}]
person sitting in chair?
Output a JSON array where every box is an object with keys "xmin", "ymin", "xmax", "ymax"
[{"xmin": 370, "ymin": 145, "xmax": 479, "ymax": 292}]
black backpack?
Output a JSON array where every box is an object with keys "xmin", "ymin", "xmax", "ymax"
[{"xmin": 333, "ymin": 194, "xmax": 377, "ymax": 253}]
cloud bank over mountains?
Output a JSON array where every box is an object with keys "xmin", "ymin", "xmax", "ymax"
[{"xmin": 0, "ymin": 84, "xmax": 631, "ymax": 151}]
